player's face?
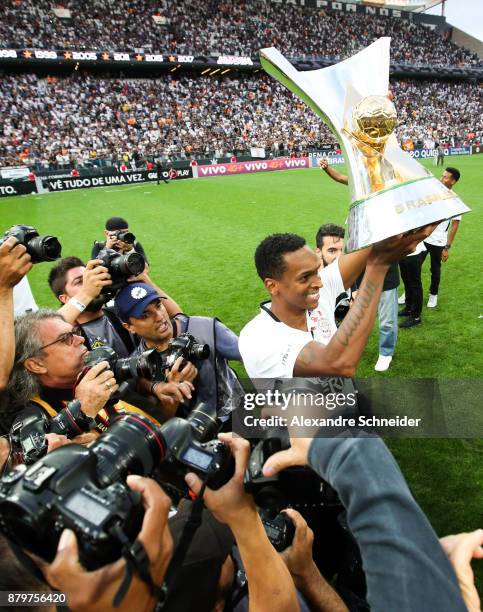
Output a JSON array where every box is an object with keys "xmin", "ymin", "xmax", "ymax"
[
  {"xmin": 317, "ymin": 236, "xmax": 344, "ymax": 267},
  {"xmin": 126, "ymin": 299, "xmax": 172, "ymax": 346},
  {"xmin": 273, "ymin": 247, "xmax": 322, "ymax": 311},
  {"xmin": 440, "ymin": 171, "xmax": 456, "ymax": 189}
]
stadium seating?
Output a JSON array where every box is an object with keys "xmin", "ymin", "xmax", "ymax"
[
  {"xmin": 0, "ymin": 0, "xmax": 481, "ymax": 68},
  {"xmin": 0, "ymin": 71, "xmax": 481, "ymax": 167}
]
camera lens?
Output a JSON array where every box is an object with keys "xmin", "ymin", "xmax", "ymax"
[
  {"xmin": 93, "ymin": 414, "xmax": 166, "ymax": 487},
  {"xmin": 26, "ymin": 235, "xmax": 62, "ymax": 262},
  {"xmin": 114, "ymin": 349, "xmax": 158, "ymax": 382},
  {"xmin": 118, "ymin": 252, "xmax": 145, "ymax": 277},
  {"xmin": 187, "ymin": 401, "xmax": 219, "ymax": 442},
  {"xmin": 118, "ymin": 231, "xmax": 135, "ymax": 244},
  {"xmin": 189, "ymin": 343, "xmax": 210, "ymax": 360}
]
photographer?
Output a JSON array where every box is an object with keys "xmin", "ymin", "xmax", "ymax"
[
  {"xmin": 280, "ymin": 509, "xmax": 348, "ymax": 612},
  {"xmin": 185, "ymin": 434, "xmax": 299, "ymax": 612},
  {"xmin": 114, "ymin": 282, "xmax": 243, "ymax": 419},
  {"xmin": 28, "ymin": 475, "xmax": 173, "ymax": 612},
  {"xmin": 50, "ymin": 257, "xmax": 181, "ymax": 358},
  {"xmin": 92, "ymin": 217, "xmax": 148, "ymax": 262},
  {"xmin": 261, "ymin": 432, "xmax": 468, "ymax": 611},
  {"xmin": 1, "ymin": 310, "xmax": 118, "ymax": 435},
  {"xmin": 0, "ymin": 237, "xmax": 33, "ymax": 392}
]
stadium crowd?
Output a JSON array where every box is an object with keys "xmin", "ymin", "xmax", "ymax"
[
  {"xmin": 0, "ymin": 71, "xmax": 481, "ymax": 168},
  {"xmin": 0, "ymin": 0, "xmax": 481, "ymax": 68}
]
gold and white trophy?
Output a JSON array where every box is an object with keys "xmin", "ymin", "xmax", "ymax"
[{"xmin": 260, "ymin": 38, "xmax": 470, "ymax": 252}]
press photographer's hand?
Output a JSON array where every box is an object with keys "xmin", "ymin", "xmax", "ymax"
[
  {"xmin": 39, "ymin": 476, "xmax": 173, "ymax": 612},
  {"xmin": 185, "ymin": 433, "xmax": 256, "ymax": 526},
  {"xmin": 166, "ymin": 357, "xmax": 198, "ymax": 384},
  {"xmin": 75, "ymin": 361, "xmax": 118, "ymax": 417},
  {"xmin": 440, "ymin": 529, "xmax": 483, "ymax": 612},
  {"xmin": 262, "ymin": 437, "xmax": 311, "ymax": 477},
  {"xmin": 82, "ymin": 259, "xmax": 112, "ymax": 300},
  {"xmin": 0, "ymin": 236, "xmax": 32, "ymax": 288}
]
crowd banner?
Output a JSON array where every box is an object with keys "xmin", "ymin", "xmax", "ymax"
[
  {"xmin": 0, "ymin": 166, "xmax": 31, "ymax": 180},
  {"xmin": 42, "ymin": 168, "xmax": 192, "ymax": 192},
  {"xmin": 449, "ymin": 146, "xmax": 472, "ymax": 156},
  {"xmin": 0, "ymin": 181, "xmax": 37, "ymax": 198},
  {"xmin": 408, "ymin": 146, "xmax": 472, "ymax": 159},
  {"xmin": 196, "ymin": 157, "xmax": 310, "ymax": 178}
]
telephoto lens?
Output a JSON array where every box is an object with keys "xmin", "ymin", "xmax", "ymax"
[{"xmin": 0, "ymin": 225, "xmax": 61, "ymax": 263}]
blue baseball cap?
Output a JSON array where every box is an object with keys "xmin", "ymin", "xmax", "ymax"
[{"xmin": 114, "ymin": 282, "xmax": 164, "ymax": 321}]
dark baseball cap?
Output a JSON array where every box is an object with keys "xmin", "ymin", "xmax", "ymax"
[
  {"xmin": 114, "ymin": 282, "xmax": 163, "ymax": 321},
  {"xmin": 164, "ymin": 503, "xmax": 235, "ymax": 611},
  {"xmin": 105, "ymin": 216, "xmax": 128, "ymax": 231}
]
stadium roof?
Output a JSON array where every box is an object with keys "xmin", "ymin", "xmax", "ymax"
[{"xmin": 355, "ymin": 0, "xmax": 443, "ymax": 11}]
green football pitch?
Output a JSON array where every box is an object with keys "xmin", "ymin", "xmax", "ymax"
[{"xmin": 1, "ymin": 155, "xmax": 482, "ymax": 583}]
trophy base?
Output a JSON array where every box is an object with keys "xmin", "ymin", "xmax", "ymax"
[{"xmin": 346, "ymin": 176, "xmax": 471, "ymax": 252}]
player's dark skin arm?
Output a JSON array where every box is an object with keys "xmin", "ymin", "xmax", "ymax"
[{"xmin": 294, "ymin": 226, "xmax": 438, "ymax": 378}]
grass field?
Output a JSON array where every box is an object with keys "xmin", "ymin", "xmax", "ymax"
[{"xmin": 2, "ymin": 155, "xmax": 482, "ymax": 585}]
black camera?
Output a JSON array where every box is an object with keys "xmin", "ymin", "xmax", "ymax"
[
  {"xmin": 83, "ymin": 345, "xmax": 160, "ymax": 383},
  {"xmin": 244, "ymin": 429, "xmax": 339, "ymax": 512},
  {"xmin": 0, "ymin": 403, "xmax": 234, "ymax": 570},
  {"xmin": 259, "ymin": 510, "xmax": 295, "ymax": 552},
  {"xmin": 96, "ymin": 247, "xmax": 145, "ymax": 297},
  {"xmin": 114, "ymin": 230, "xmax": 136, "ymax": 245},
  {"xmin": 0, "ymin": 225, "xmax": 61, "ymax": 263},
  {"xmin": 9, "ymin": 400, "xmax": 94, "ymax": 465},
  {"xmin": 164, "ymin": 333, "xmax": 210, "ymax": 370}
]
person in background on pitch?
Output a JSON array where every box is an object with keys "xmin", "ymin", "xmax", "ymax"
[
  {"xmin": 315, "ymin": 223, "xmax": 352, "ymax": 326},
  {"xmin": 317, "ymin": 159, "xmax": 400, "ymax": 371},
  {"xmin": 421, "ymin": 167, "xmax": 462, "ymax": 309},
  {"xmin": 91, "ymin": 217, "xmax": 148, "ymax": 262},
  {"xmin": 156, "ymin": 160, "xmax": 169, "ymax": 185},
  {"xmin": 398, "ymin": 167, "xmax": 462, "ymax": 323}
]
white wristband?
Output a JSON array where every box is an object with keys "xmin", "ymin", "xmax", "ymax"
[{"xmin": 68, "ymin": 297, "xmax": 87, "ymax": 313}]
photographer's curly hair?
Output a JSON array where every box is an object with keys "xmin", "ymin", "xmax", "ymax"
[
  {"xmin": 48, "ymin": 256, "xmax": 85, "ymax": 299},
  {"xmin": 4, "ymin": 310, "xmax": 64, "ymax": 418},
  {"xmin": 255, "ymin": 233, "xmax": 306, "ymax": 281}
]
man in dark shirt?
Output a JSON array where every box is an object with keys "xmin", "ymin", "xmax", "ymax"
[
  {"xmin": 91, "ymin": 216, "xmax": 148, "ymax": 262},
  {"xmin": 49, "ymin": 257, "xmax": 181, "ymax": 357},
  {"xmin": 114, "ymin": 282, "xmax": 242, "ymax": 421}
]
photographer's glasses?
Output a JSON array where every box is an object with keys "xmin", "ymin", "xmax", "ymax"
[{"xmin": 38, "ymin": 328, "xmax": 82, "ymax": 351}]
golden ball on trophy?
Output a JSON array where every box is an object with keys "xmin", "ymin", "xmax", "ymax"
[{"xmin": 352, "ymin": 95, "xmax": 397, "ymax": 147}]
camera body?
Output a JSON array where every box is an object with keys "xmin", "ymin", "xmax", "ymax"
[
  {"xmin": 0, "ymin": 225, "xmax": 61, "ymax": 263},
  {"xmin": 0, "ymin": 445, "xmax": 144, "ymax": 570},
  {"xmin": 163, "ymin": 333, "xmax": 210, "ymax": 371},
  {"xmin": 0, "ymin": 403, "xmax": 233, "ymax": 569},
  {"xmin": 113, "ymin": 230, "xmax": 136, "ymax": 245},
  {"xmin": 244, "ymin": 429, "xmax": 338, "ymax": 512},
  {"xmin": 83, "ymin": 345, "xmax": 161, "ymax": 383},
  {"xmin": 10, "ymin": 401, "xmax": 94, "ymax": 465},
  {"xmin": 259, "ymin": 510, "xmax": 295, "ymax": 552},
  {"xmin": 96, "ymin": 247, "xmax": 145, "ymax": 297}
]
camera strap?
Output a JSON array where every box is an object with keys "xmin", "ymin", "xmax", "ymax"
[{"xmin": 111, "ymin": 524, "xmax": 167, "ymax": 608}]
